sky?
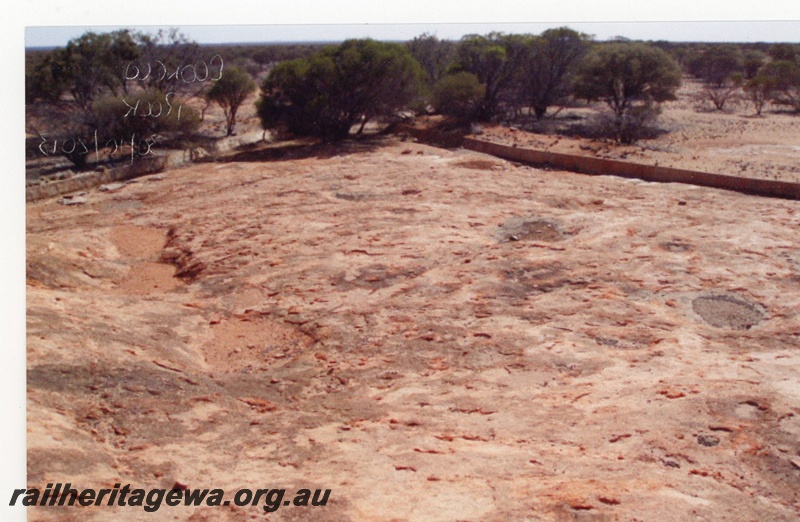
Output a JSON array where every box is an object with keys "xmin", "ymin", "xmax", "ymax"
[
  {"xmin": 20, "ymin": 0, "xmax": 800, "ymax": 47},
  {"xmin": 24, "ymin": 21, "xmax": 800, "ymax": 48}
]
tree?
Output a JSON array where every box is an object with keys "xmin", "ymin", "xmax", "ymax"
[
  {"xmin": 742, "ymin": 50, "xmax": 767, "ymax": 80},
  {"xmin": 257, "ymin": 39, "xmax": 425, "ymax": 141},
  {"xmin": 687, "ymin": 45, "xmax": 741, "ymax": 85},
  {"xmin": 744, "ymin": 75, "xmax": 775, "ymax": 116},
  {"xmin": 573, "ymin": 42, "xmax": 681, "ymax": 143},
  {"xmin": 26, "ymin": 51, "xmax": 70, "ymax": 104},
  {"xmin": 406, "ymin": 33, "xmax": 456, "ymax": 86},
  {"xmin": 93, "ymin": 90, "xmax": 200, "ymax": 138},
  {"xmin": 521, "ymin": 27, "xmax": 590, "ymax": 118},
  {"xmin": 658, "ymin": 43, "xmax": 690, "ymax": 68},
  {"xmin": 55, "ymin": 30, "xmax": 141, "ymax": 111},
  {"xmin": 704, "ymin": 72, "xmax": 743, "ymax": 111},
  {"xmin": 432, "ymin": 72, "xmax": 486, "ymax": 120},
  {"xmin": 767, "ymin": 43, "xmax": 799, "ymax": 63},
  {"xmin": 131, "ymin": 28, "xmax": 206, "ymax": 94},
  {"xmin": 760, "ymin": 44, "xmax": 800, "ymax": 112},
  {"xmin": 205, "ymin": 66, "xmax": 256, "ymax": 136},
  {"xmin": 759, "ymin": 60, "xmax": 800, "ymax": 111},
  {"xmin": 687, "ymin": 45, "xmax": 743, "ymax": 111},
  {"xmin": 452, "ymin": 33, "xmax": 532, "ymax": 120}
]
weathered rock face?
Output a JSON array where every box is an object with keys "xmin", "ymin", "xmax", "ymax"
[{"xmin": 26, "ymin": 138, "xmax": 800, "ymax": 521}]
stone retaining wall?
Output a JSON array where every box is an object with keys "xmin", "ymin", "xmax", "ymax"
[
  {"xmin": 25, "ymin": 131, "xmax": 266, "ymax": 202},
  {"xmin": 25, "ymin": 155, "xmax": 168, "ymax": 202},
  {"xmin": 463, "ymin": 138, "xmax": 800, "ymax": 200}
]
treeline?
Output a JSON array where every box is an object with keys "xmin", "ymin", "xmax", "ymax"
[
  {"xmin": 259, "ymin": 31, "xmax": 679, "ymax": 144},
  {"xmin": 25, "ymin": 28, "xmax": 326, "ymax": 165},
  {"xmin": 25, "ymin": 30, "xmax": 324, "ymax": 107},
  {"xmin": 677, "ymin": 43, "xmax": 800, "ymax": 114},
  {"xmin": 26, "ymin": 28, "xmax": 800, "ymax": 167},
  {"xmin": 258, "ymin": 33, "xmax": 800, "ymax": 144}
]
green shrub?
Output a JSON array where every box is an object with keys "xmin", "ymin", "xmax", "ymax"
[
  {"xmin": 522, "ymin": 28, "xmax": 590, "ymax": 119},
  {"xmin": 685, "ymin": 46, "xmax": 743, "ymax": 111},
  {"xmin": 759, "ymin": 60, "xmax": 800, "ymax": 111},
  {"xmin": 744, "ymin": 75, "xmax": 776, "ymax": 115},
  {"xmin": 205, "ymin": 66, "xmax": 257, "ymax": 136},
  {"xmin": 574, "ymin": 42, "xmax": 681, "ymax": 143},
  {"xmin": 257, "ymin": 39, "xmax": 425, "ymax": 141},
  {"xmin": 587, "ymin": 102, "xmax": 663, "ymax": 144},
  {"xmin": 451, "ymin": 33, "xmax": 531, "ymax": 120},
  {"xmin": 26, "ymin": 51, "xmax": 69, "ymax": 104},
  {"xmin": 93, "ymin": 89, "xmax": 200, "ymax": 138},
  {"xmin": 432, "ymin": 72, "xmax": 486, "ymax": 120}
]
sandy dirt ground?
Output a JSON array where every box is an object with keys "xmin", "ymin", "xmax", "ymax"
[
  {"xmin": 477, "ymin": 79, "xmax": 800, "ymax": 183},
  {"xmin": 26, "ymin": 137, "xmax": 800, "ymax": 521}
]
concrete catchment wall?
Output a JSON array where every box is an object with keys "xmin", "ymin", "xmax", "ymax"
[{"xmin": 463, "ymin": 138, "xmax": 800, "ymax": 200}]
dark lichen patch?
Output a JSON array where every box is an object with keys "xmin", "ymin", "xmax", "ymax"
[
  {"xmin": 496, "ymin": 216, "xmax": 565, "ymax": 243},
  {"xmin": 697, "ymin": 434, "xmax": 721, "ymax": 447},
  {"xmin": 501, "ymin": 263, "xmax": 582, "ymax": 295},
  {"xmin": 28, "ymin": 363, "xmax": 189, "ymax": 396},
  {"xmin": 334, "ymin": 192, "xmax": 379, "ymax": 202},
  {"xmin": 453, "ymin": 159, "xmax": 504, "ymax": 170},
  {"xmin": 661, "ymin": 241, "xmax": 693, "ymax": 253},
  {"xmin": 595, "ymin": 337, "xmax": 620, "ymax": 347},
  {"xmin": 334, "ymin": 264, "xmax": 427, "ymax": 290},
  {"xmin": 692, "ymin": 294, "xmax": 764, "ymax": 330}
]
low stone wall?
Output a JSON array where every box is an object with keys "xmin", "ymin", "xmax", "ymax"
[
  {"xmin": 25, "ymin": 132, "xmax": 266, "ymax": 203},
  {"xmin": 463, "ymin": 138, "xmax": 800, "ymax": 200},
  {"xmin": 209, "ymin": 131, "xmax": 266, "ymax": 155},
  {"xmin": 26, "ymin": 155, "xmax": 168, "ymax": 202}
]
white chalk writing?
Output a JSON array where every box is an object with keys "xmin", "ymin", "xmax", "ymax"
[
  {"xmin": 122, "ymin": 92, "xmax": 182, "ymax": 121},
  {"xmin": 39, "ymin": 132, "xmax": 158, "ymax": 166},
  {"xmin": 124, "ymin": 54, "xmax": 224, "ymax": 84}
]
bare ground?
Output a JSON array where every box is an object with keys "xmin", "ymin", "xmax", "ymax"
[
  {"xmin": 26, "ymin": 137, "xmax": 800, "ymax": 521},
  {"xmin": 478, "ymin": 79, "xmax": 800, "ymax": 183}
]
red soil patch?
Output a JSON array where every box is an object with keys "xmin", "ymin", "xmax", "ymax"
[{"xmin": 203, "ymin": 315, "xmax": 314, "ymax": 373}]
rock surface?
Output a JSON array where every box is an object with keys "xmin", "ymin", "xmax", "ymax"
[{"xmin": 26, "ymin": 138, "xmax": 800, "ymax": 520}]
